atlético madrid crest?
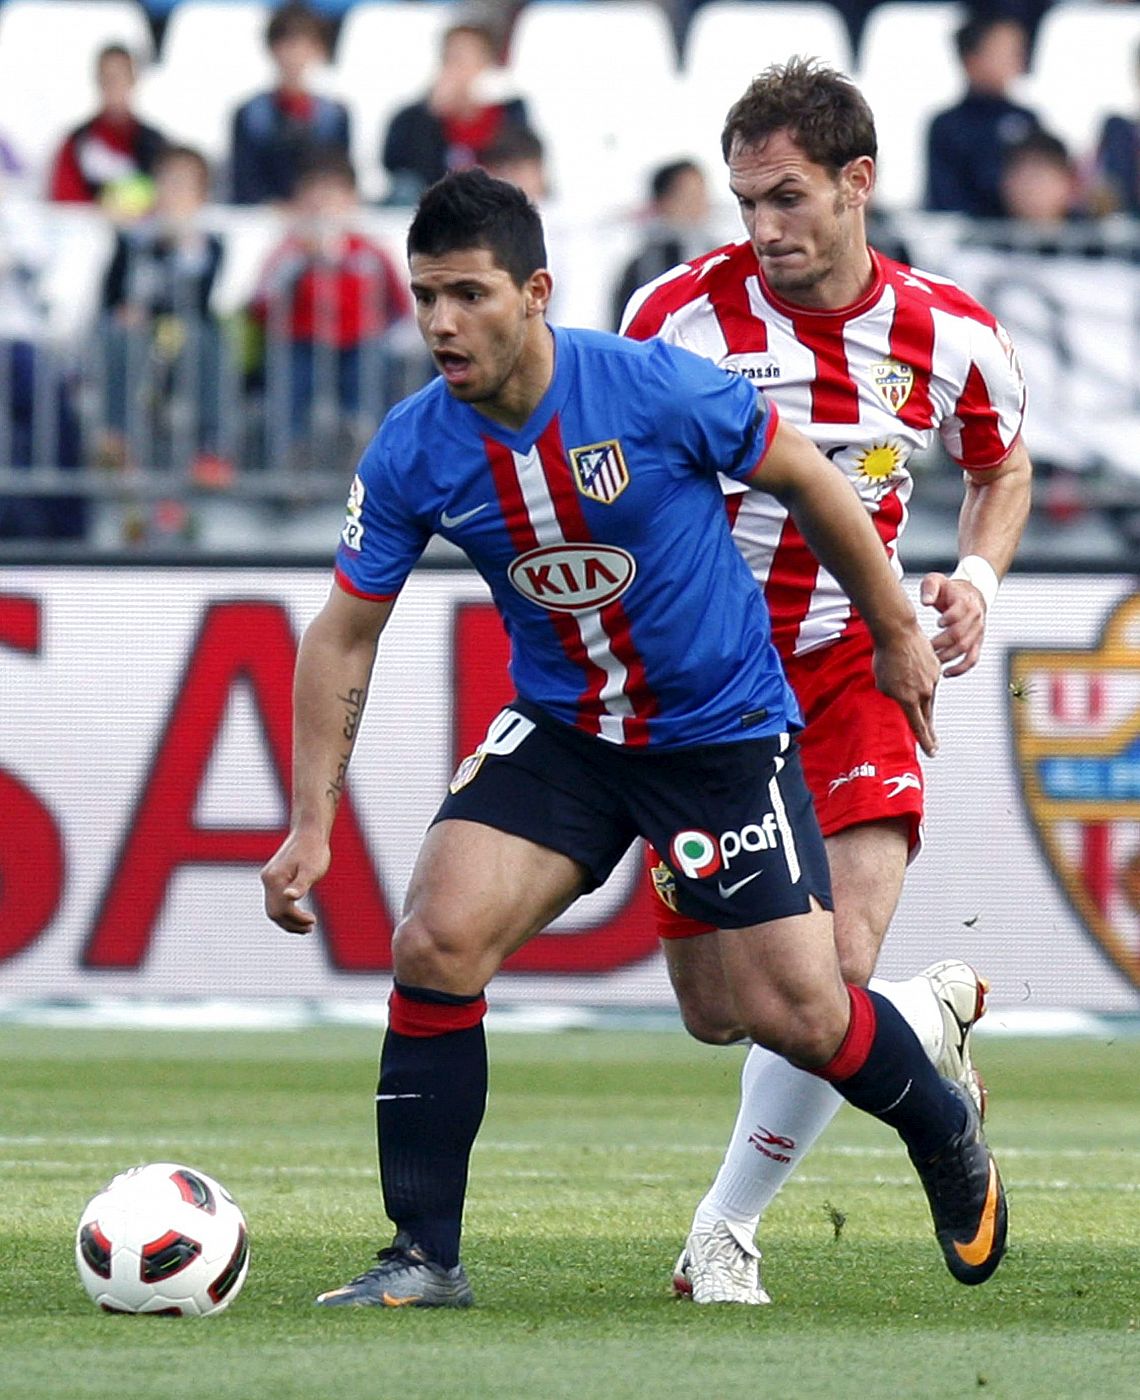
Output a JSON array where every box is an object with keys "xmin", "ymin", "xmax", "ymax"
[
  {"xmin": 1009, "ymin": 593, "xmax": 1140, "ymax": 991},
  {"xmin": 569, "ymin": 439, "xmax": 629, "ymax": 504},
  {"xmin": 870, "ymin": 359, "xmax": 914, "ymax": 413}
]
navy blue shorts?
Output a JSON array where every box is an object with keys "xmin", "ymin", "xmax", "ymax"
[{"xmin": 434, "ymin": 701, "xmax": 832, "ymax": 930}]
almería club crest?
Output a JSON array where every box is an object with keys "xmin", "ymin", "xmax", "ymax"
[
  {"xmin": 870, "ymin": 359, "xmax": 914, "ymax": 413},
  {"xmin": 1009, "ymin": 592, "xmax": 1140, "ymax": 991}
]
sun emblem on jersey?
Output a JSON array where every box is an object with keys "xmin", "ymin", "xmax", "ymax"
[
  {"xmin": 870, "ymin": 359, "xmax": 914, "ymax": 414},
  {"xmin": 855, "ymin": 440, "xmax": 905, "ymax": 482},
  {"xmin": 569, "ymin": 440, "xmax": 630, "ymax": 504}
]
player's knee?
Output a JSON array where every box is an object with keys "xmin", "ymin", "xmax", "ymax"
[
  {"xmin": 676, "ymin": 995, "xmax": 747, "ymax": 1045},
  {"xmin": 391, "ymin": 910, "xmax": 477, "ymax": 988},
  {"xmin": 746, "ymin": 1001, "xmax": 847, "ymax": 1069}
]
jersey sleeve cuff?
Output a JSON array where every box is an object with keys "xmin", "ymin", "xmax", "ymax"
[
  {"xmin": 334, "ymin": 565, "xmax": 399, "ymax": 603},
  {"xmin": 731, "ymin": 399, "xmax": 780, "ymax": 482},
  {"xmin": 953, "ymin": 431, "xmax": 1021, "ymax": 474}
]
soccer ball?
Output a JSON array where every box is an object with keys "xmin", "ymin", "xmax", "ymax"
[{"xmin": 75, "ymin": 1162, "xmax": 249, "ymax": 1316}]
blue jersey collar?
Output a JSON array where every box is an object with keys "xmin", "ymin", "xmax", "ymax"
[{"xmin": 460, "ymin": 324, "xmax": 571, "ymax": 450}]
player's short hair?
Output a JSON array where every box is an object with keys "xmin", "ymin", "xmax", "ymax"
[
  {"xmin": 720, "ymin": 57, "xmax": 877, "ymax": 172},
  {"xmin": 266, "ymin": 1, "xmax": 330, "ymax": 53},
  {"xmin": 407, "ymin": 169, "xmax": 547, "ymax": 287}
]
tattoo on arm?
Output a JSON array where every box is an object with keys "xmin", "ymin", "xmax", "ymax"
[{"xmin": 325, "ymin": 686, "xmax": 367, "ymax": 804}]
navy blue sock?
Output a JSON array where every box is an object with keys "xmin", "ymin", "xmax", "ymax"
[
  {"xmin": 376, "ymin": 983, "xmax": 488, "ymax": 1270},
  {"xmin": 817, "ymin": 985, "xmax": 968, "ymax": 1161}
]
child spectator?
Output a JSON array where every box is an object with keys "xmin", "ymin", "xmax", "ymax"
[
  {"xmin": 999, "ymin": 130, "xmax": 1082, "ymax": 225},
  {"xmin": 230, "ymin": 2, "xmax": 351, "ymax": 206},
  {"xmin": 382, "ymin": 19, "xmax": 530, "ymax": 204},
  {"xmin": 48, "ymin": 44, "xmax": 167, "ymax": 206},
  {"xmin": 97, "ymin": 145, "xmax": 229, "ymax": 482},
  {"xmin": 248, "ymin": 152, "xmax": 411, "ymax": 466}
]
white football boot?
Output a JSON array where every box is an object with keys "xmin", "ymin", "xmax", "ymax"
[
  {"xmin": 672, "ymin": 1220, "xmax": 771, "ymax": 1304},
  {"xmin": 922, "ymin": 959, "xmax": 989, "ymax": 1120}
]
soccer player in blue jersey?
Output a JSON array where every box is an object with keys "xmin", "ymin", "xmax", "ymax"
[{"xmin": 261, "ymin": 170, "xmax": 1007, "ymax": 1308}]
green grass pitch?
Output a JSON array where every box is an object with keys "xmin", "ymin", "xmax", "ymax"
[{"xmin": 2, "ymin": 1027, "xmax": 1138, "ymax": 1399}]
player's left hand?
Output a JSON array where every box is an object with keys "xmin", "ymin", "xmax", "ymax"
[
  {"xmin": 872, "ymin": 622, "xmax": 940, "ymax": 757},
  {"xmin": 920, "ymin": 572, "xmax": 987, "ymax": 678}
]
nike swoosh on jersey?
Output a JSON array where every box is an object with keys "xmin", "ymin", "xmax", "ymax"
[
  {"xmin": 953, "ymin": 1159, "xmax": 1000, "ymax": 1267},
  {"xmin": 440, "ymin": 503, "xmax": 490, "ymax": 529},
  {"xmin": 717, "ymin": 869, "xmax": 764, "ymax": 898}
]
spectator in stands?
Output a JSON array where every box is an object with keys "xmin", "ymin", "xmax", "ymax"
[
  {"xmin": 0, "ymin": 195, "xmax": 85, "ymax": 539},
  {"xmin": 248, "ymin": 152, "xmax": 412, "ymax": 466},
  {"xmin": 924, "ymin": 16, "xmax": 1040, "ymax": 217},
  {"xmin": 381, "ymin": 18, "xmax": 530, "ymax": 204},
  {"xmin": 610, "ymin": 160, "xmax": 712, "ymax": 330},
  {"xmin": 48, "ymin": 44, "xmax": 167, "ymax": 206},
  {"xmin": 1093, "ymin": 38, "xmax": 1140, "ymax": 216},
  {"xmin": 479, "ymin": 125, "xmax": 548, "ymax": 203},
  {"xmin": 97, "ymin": 145, "xmax": 230, "ymax": 484},
  {"xmin": 230, "ymin": 2, "xmax": 350, "ymax": 206}
]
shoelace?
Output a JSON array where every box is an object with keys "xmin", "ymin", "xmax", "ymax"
[{"xmin": 692, "ymin": 1228, "xmax": 757, "ymax": 1288}]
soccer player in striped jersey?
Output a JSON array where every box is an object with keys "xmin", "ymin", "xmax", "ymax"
[
  {"xmin": 261, "ymin": 169, "xmax": 1008, "ymax": 1308},
  {"xmin": 620, "ymin": 58, "xmax": 1032, "ymax": 1305}
]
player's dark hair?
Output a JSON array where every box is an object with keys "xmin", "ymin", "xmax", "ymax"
[
  {"xmin": 721, "ymin": 57, "xmax": 877, "ymax": 171},
  {"xmin": 266, "ymin": 1, "xmax": 330, "ymax": 54},
  {"xmin": 651, "ymin": 159, "xmax": 701, "ymax": 203},
  {"xmin": 407, "ymin": 169, "xmax": 546, "ymax": 287}
]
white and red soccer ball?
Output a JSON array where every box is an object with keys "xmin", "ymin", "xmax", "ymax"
[{"xmin": 75, "ymin": 1163, "xmax": 249, "ymax": 1316}]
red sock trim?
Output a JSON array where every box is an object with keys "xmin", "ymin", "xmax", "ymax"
[
  {"xmin": 815, "ymin": 985, "xmax": 877, "ymax": 1083},
  {"xmin": 388, "ymin": 986, "xmax": 487, "ymax": 1037}
]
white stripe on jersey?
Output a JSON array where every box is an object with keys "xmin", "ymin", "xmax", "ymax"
[{"xmin": 510, "ymin": 445, "xmax": 633, "ymax": 744}]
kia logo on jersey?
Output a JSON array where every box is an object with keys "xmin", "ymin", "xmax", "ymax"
[{"xmin": 508, "ymin": 544, "xmax": 636, "ymax": 613}]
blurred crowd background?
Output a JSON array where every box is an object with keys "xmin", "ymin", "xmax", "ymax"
[{"xmin": 1, "ymin": 0, "xmax": 1139, "ymax": 562}]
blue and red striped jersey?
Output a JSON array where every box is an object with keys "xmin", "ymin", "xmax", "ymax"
[{"xmin": 335, "ymin": 325, "xmax": 800, "ymax": 749}]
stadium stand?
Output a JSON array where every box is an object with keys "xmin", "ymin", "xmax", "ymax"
[
  {"xmin": 509, "ymin": 1, "xmax": 684, "ymax": 209},
  {"xmin": 0, "ymin": 1, "xmax": 154, "ymax": 181},
  {"xmin": 134, "ymin": 3, "xmax": 277, "ymax": 168},
  {"xmin": 1019, "ymin": 3, "xmax": 1140, "ymax": 157},
  {"xmin": 0, "ymin": 0, "xmax": 1139, "ymax": 557},
  {"xmin": 857, "ymin": 2, "xmax": 967, "ymax": 211},
  {"xmin": 332, "ymin": 2, "xmax": 452, "ymax": 202}
]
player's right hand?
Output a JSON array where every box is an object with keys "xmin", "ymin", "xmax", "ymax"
[{"xmin": 260, "ymin": 830, "xmax": 331, "ymax": 934}]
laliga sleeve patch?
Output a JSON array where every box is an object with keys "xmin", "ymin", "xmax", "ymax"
[{"xmin": 341, "ymin": 473, "xmax": 366, "ymax": 552}]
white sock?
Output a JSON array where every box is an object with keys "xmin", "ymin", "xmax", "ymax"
[
  {"xmin": 869, "ymin": 973, "xmax": 945, "ymax": 1063},
  {"xmin": 690, "ymin": 974, "xmax": 946, "ymax": 1242},
  {"xmin": 691, "ymin": 1045, "xmax": 842, "ymax": 1240}
]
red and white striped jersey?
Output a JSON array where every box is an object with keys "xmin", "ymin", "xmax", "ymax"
[{"xmin": 621, "ymin": 241, "xmax": 1027, "ymax": 658}]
